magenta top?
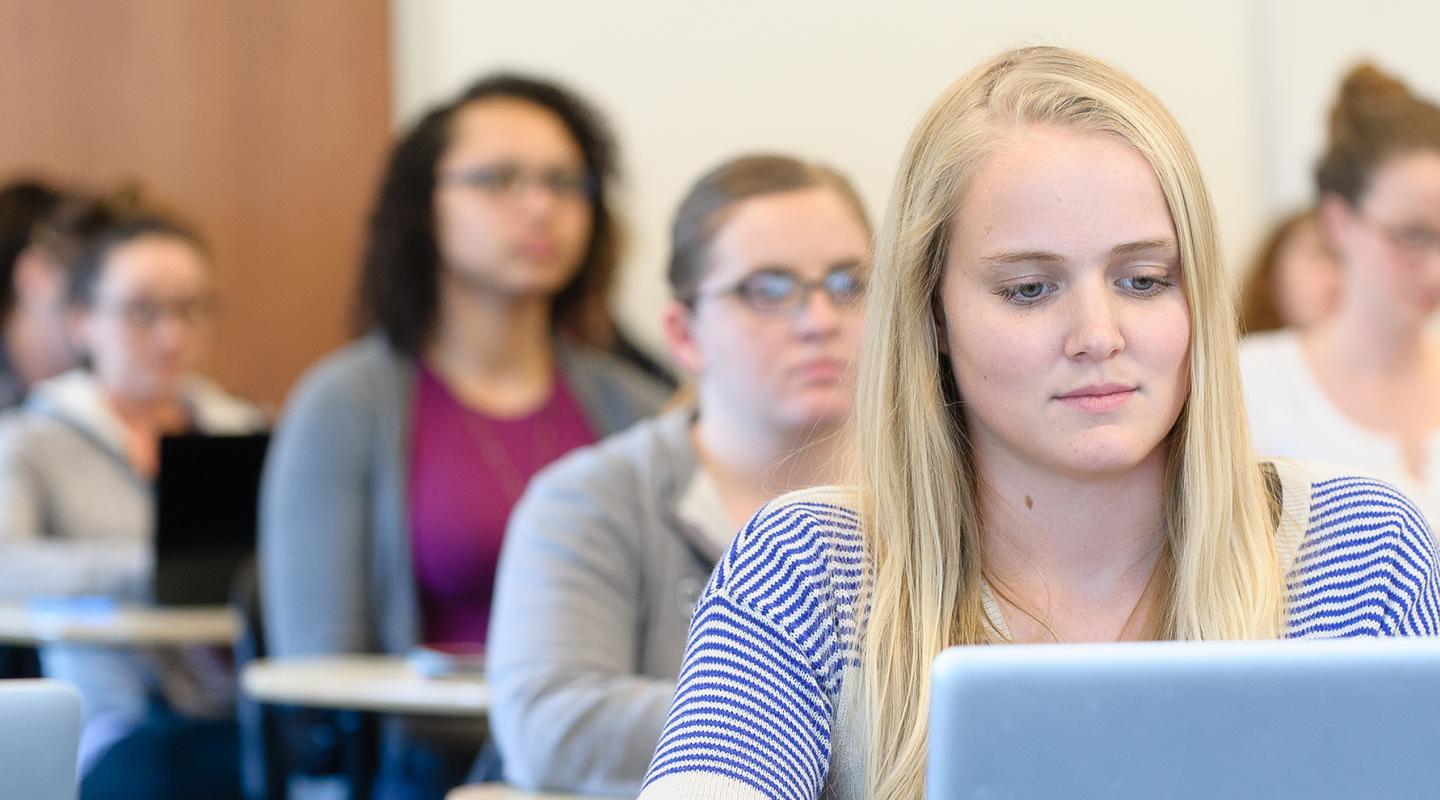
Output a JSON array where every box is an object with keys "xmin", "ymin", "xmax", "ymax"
[{"xmin": 408, "ymin": 365, "xmax": 597, "ymax": 646}]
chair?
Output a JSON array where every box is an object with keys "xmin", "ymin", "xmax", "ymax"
[
  {"xmin": 0, "ymin": 679, "xmax": 83, "ymax": 800},
  {"xmin": 232, "ymin": 558, "xmax": 369, "ymax": 800}
]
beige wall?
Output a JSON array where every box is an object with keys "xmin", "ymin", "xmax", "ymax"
[{"xmin": 390, "ymin": 0, "xmax": 1269, "ymax": 358}]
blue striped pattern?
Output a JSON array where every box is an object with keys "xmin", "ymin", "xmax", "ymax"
[{"xmin": 641, "ymin": 477, "xmax": 1440, "ymax": 799}]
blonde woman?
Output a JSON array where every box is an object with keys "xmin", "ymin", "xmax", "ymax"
[{"xmin": 638, "ymin": 47, "xmax": 1440, "ymax": 800}]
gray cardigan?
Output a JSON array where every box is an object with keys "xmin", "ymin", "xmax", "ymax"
[
  {"xmin": 259, "ymin": 333, "xmax": 669, "ymax": 659},
  {"xmin": 0, "ymin": 369, "xmax": 265, "ymax": 773},
  {"xmin": 487, "ymin": 408, "xmax": 729, "ymax": 794}
]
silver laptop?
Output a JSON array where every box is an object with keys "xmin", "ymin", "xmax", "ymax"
[
  {"xmin": 0, "ymin": 680, "xmax": 82, "ymax": 800},
  {"xmin": 928, "ymin": 638, "xmax": 1440, "ymax": 799}
]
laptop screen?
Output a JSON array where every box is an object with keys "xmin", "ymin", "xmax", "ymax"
[{"xmin": 153, "ymin": 433, "xmax": 270, "ymax": 606}]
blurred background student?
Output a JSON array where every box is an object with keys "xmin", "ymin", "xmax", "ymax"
[
  {"xmin": 487, "ymin": 154, "xmax": 870, "ymax": 794},
  {"xmin": 0, "ymin": 206, "xmax": 264, "ymax": 799},
  {"xmin": 1240, "ymin": 63, "xmax": 1440, "ymax": 530},
  {"xmin": 259, "ymin": 73, "xmax": 669, "ymax": 798},
  {"xmin": 1237, "ymin": 208, "xmax": 1342, "ymax": 334},
  {"xmin": 0, "ymin": 179, "xmax": 94, "ymax": 408}
]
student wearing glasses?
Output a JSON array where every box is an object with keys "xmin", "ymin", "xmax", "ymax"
[
  {"xmin": 0, "ymin": 210, "xmax": 263, "ymax": 799},
  {"xmin": 1240, "ymin": 64, "xmax": 1440, "ymax": 530},
  {"xmin": 638, "ymin": 48, "xmax": 1439, "ymax": 800},
  {"xmin": 486, "ymin": 154, "xmax": 870, "ymax": 795},
  {"xmin": 259, "ymin": 74, "xmax": 668, "ymax": 797}
]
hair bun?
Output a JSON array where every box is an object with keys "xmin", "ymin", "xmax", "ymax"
[{"xmin": 1330, "ymin": 63, "xmax": 1414, "ymax": 141}]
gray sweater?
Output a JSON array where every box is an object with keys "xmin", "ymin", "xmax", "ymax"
[
  {"xmin": 0, "ymin": 368, "xmax": 265, "ymax": 772},
  {"xmin": 487, "ymin": 408, "xmax": 732, "ymax": 794},
  {"xmin": 259, "ymin": 333, "xmax": 670, "ymax": 659}
]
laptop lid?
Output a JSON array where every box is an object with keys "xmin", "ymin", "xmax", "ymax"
[
  {"xmin": 154, "ymin": 433, "xmax": 270, "ymax": 606},
  {"xmin": 0, "ymin": 679, "xmax": 82, "ymax": 800},
  {"xmin": 927, "ymin": 638, "xmax": 1440, "ymax": 800}
]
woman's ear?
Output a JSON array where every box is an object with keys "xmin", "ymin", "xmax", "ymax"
[{"xmin": 661, "ymin": 300, "xmax": 704, "ymax": 376}]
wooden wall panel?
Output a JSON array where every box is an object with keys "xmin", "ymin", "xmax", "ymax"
[{"xmin": 0, "ymin": 0, "xmax": 392, "ymax": 407}]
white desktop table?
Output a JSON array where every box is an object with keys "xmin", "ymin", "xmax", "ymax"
[
  {"xmin": 242, "ymin": 654, "xmax": 489, "ymax": 717},
  {"xmin": 0, "ymin": 599, "xmax": 238, "ymax": 646}
]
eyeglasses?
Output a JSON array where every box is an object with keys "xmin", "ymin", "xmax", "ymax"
[
  {"xmin": 439, "ymin": 163, "xmax": 596, "ymax": 202},
  {"xmin": 691, "ymin": 265, "xmax": 867, "ymax": 316},
  {"xmin": 1358, "ymin": 215, "xmax": 1440, "ymax": 262},
  {"xmin": 94, "ymin": 297, "xmax": 215, "ymax": 329}
]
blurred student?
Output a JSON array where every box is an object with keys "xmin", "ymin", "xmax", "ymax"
[
  {"xmin": 0, "ymin": 210, "xmax": 264, "ymax": 799},
  {"xmin": 639, "ymin": 47, "xmax": 1438, "ymax": 800},
  {"xmin": 1237, "ymin": 209, "xmax": 1341, "ymax": 334},
  {"xmin": 0, "ymin": 179, "xmax": 93, "ymax": 406},
  {"xmin": 1241, "ymin": 64, "xmax": 1440, "ymax": 528},
  {"xmin": 260, "ymin": 73, "xmax": 668, "ymax": 798},
  {"xmin": 487, "ymin": 154, "xmax": 870, "ymax": 794}
]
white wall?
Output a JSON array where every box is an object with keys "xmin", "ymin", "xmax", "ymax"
[{"xmin": 388, "ymin": 0, "xmax": 1335, "ymax": 359}]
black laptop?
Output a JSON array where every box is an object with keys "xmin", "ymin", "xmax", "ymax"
[{"xmin": 153, "ymin": 433, "xmax": 270, "ymax": 606}]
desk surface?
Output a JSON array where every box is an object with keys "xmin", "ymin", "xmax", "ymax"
[
  {"xmin": 242, "ymin": 654, "xmax": 489, "ymax": 717},
  {"xmin": 0, "ymin": 600, "xmax": 238, "ymax": 646},
  {"xmin": 447, "ymin": 784, "xmax": 617, "ymax": 800}
]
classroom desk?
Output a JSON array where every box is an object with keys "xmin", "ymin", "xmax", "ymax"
[
  {"xmin": 241, "ymin": 654, "xmax": 489, "ymax": 716},
  {"xmin": 0, "ymin": 599, "xmax": 238, "ymax": 646},
  {"xmin": 447, "ymin": 784, "xmax": 617, "ymax": 800}
]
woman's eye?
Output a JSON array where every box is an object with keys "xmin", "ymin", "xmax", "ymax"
[
  {"xmin": 996, "ymin": 281, "xmax": 1053, "ymax": 305},
  {"xmin": 1120, "ymin": 274, "xmax": 1173, "ymax": 295}
]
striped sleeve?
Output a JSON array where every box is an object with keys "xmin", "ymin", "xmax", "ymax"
[
  {"xmin": 1287, "ymin": 476, "xmax": 1440, "ymax": 638},
  {"xmin": 639, "ymin": 499, "xmax": 862, "ymax": 800}
]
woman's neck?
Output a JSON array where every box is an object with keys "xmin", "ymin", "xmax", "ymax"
[
  {"xmin": 692, "ymin": 406, "xmax": 849, "ymax": 530},
  {"xmin": 103, "ymin": 385, "xmax": 189, "ymax": 479},
  {"xmin": 1317, "ymin": 296, "xmax": 1430, "ymax": 376},
  {"xmin": 979, "ymin": 444, "xmax": 1169, "ymax": 641},
  {"xmin": 426, "ymin": 273, "xmax": 556, "ymax": 417}
]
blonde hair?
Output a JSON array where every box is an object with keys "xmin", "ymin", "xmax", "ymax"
[{"xmin": 856, "ymin": 46, "xmax": 1284, "ymax": 799}]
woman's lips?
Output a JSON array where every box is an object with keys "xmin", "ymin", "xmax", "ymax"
[
  {"xmin": 1054, "ymin": 384, "xmax": 1136, "ymax": 412},
  {"xmin": 791, "ymin": 358, "xmax": 846, "ymax": 384}
]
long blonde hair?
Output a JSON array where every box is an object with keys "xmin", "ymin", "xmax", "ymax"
[{"xmin": 856, "ymin": 46, "xmax": 1284, "ymax": 799}]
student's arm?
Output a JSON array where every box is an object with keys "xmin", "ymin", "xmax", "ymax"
[
  {"xmin": 258, "ymin": 359, "xmax": 374, "ymax": 656},
  {"xmin": 1385, "ymin": 495, "xmax": 1440, "ymax": 636},
  {"xmin": 0, "ymin": 420, "xmax": 145, "ymax": 598},
  {"xmin": 486, "ymin": 453, "xmax": 677, "ymax": 794},
  {"xmin": 639, "ymin": 504, "xmax": 841, "ymax": 800}
]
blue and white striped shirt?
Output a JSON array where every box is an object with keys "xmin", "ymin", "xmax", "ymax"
[{"xmin": 639, "ymin": 459, "xmax": 1440, "ymax": 800}]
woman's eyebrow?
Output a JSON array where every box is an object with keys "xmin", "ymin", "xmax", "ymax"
[
  {"xmin": 979, "ymin": 238, "xmax": 1178, "ymax": 266},
  {"xmin": 1110, "ymin": 238, "xmax": 1178, "ymax": 258},
  {"xmin": 979, "ymin": 249, "xmax": 1064, "ymax": 266}
]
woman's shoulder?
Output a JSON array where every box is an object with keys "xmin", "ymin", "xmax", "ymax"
[
  {"xmin": 1270, "ymin": 458, "xmax": 1438, "ymax": 636},
  {"xmin": 710, "ymin": 485, "xmax": 867, "ymax": 611},
  {"xmin": 555, "ymin": 340, "xmax": 672, "ymax": 434},
  {"xmin": 1237, "ymin": 329, "xmax": 1304, "ymax": 381},
  {"xmin": 282, "ymin": 333, "xmax": 412, "ymax": 417}
]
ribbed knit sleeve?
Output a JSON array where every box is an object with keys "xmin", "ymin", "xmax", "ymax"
[{"xmin": 640, "ymin": 495, "xmax": 866, "ymax": 800}]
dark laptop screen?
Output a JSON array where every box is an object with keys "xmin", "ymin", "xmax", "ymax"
[{"xmin": 154, "ymin": 433, "xmax": 270, "ymax": 605}]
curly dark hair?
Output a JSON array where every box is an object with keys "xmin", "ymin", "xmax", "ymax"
[{"xmin": 356, "ymin": 73, "xmax": 622, "ymax": 355}]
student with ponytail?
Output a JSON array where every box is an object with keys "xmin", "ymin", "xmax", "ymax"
[
  {"xmin": 1241, "ymin": 63, "xmax": 1440, "ymax": 530},
  {"xmin": 640, "ymin": 47, "xmax": 1440, "ymax": 800}
]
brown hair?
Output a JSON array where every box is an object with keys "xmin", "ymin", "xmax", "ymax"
[
  {"xmin": 1237, "ymin": 209, "xmax": 1314, "ymax": 334},
  {"xmin": 667, "ymin": 153, "xmax": 870, "ymax": 303},
  {"xmin": 1316, "ymin": 63, "xmax": 1440, "ymax": 204}
]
